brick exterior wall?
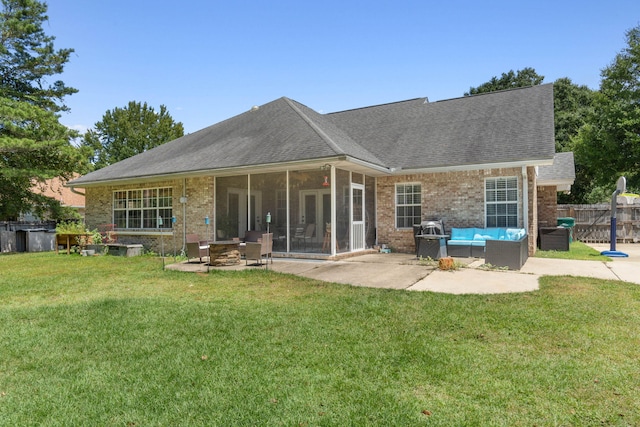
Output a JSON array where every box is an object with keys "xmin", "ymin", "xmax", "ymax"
[
  {"xmin": 537, "ymin": 185, "xmax": 558, "ymax": 228},
  {"xmin": 84, "ymin": 177, "xmax": 214, "ymax": 254},
  {"xmin": 376, "ymin": 167, "xmax": 538, "ymax": 255},
  {"xmin": 84, "ymin": 168, "xmax": 543, "ymax": 256}
]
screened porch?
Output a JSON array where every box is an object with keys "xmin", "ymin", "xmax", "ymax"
[{"xmin": 213, "ymin": 167, "xmax": 375, "ymax": 256}]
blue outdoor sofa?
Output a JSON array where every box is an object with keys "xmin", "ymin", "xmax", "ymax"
[{"xmin": 447, "ymin": 227, "xmax": 529, "ymax": 270}]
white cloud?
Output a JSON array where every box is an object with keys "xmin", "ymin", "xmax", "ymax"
[
  {"xmin": 66, "ymin": 124, "xmax": 90, "ymax": 146},
  {"xmin": 68, "ymin": 124, "xmax": 90, "ymax": 134}
]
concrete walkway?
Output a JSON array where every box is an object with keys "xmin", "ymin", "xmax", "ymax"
[{"xmin": 166, "ymin": 244, "xmax": 640, "ymax": 295}]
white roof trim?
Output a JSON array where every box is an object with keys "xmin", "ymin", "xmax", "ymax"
[
  {"xmin": 393, "ymin": 158, "xmax": 554, "ymax": 175},
  {"xmin": 67, "ymin": 155, "xmax": 390, "ymax": 188}
]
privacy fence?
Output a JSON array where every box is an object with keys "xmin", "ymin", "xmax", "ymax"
[{"xmin": 557, "ymin": 197, "xmax": 640, "ymax": 243}]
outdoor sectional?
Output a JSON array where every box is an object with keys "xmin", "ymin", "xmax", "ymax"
[{"xmin": 447, "ymin": 227, "xmax": 529, "ymax": 270}]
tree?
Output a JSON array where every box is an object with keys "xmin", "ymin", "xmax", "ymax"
[
  {"xmin": 552, "ymin": 78, "xmax": 595, "ymax": 153},
  {"xmin": 0, "ymin": 96, "xmax": 86, "ymax": 219},
  {"xmin": 465, "ymin": 67, "xmax": 544, "ymax": 96},
  {"xmin": 0, "ymin": 0, "xmax": 86, "ymax": 220},
  {"xmin": 82, "ymin": 101, "xmax": 185, "ymax": 169},
  {"xmin": 553, "ymin": 78, "xmax": 596, "ymax": 204},
  {"xmin": 0, "ymin": 0, "xmax": 76, "ymax": 112},
  {"xmin": 573, "ymin": 25, "xmax": 640, "ymax": 197}
]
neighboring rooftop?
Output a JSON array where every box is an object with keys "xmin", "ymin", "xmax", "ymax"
[{"xmin": 32, "ymin": 174, "xmax": 85, "ymax": 208}]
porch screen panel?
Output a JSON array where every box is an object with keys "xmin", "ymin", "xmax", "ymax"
[
  {"xmin": 250, "ymin": 172, "xmax": 286, "ymax": 248},
  {"xmin": 215, "ymin": 176, "xmax": 248, "ymax": 239},
  {"xmin": 289, "ymin": 169, "xmax": 329, "ymax": 254},
  {"xmin": 335, "ymin": 168, "xmax": 350, "ymax": 253},
  {"xmin": 351, "ymin": 185, "xmax": 365, "ymax": 251},
  {"xmin": 365, "ymin": 175, "xmax": 375, "ymax": 248}
]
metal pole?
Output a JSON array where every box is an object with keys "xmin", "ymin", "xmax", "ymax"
[
  {"xmin": 266, "ymin": 212, "xmax": 271, "ymax": 270},
  {"xmin": 158, "ymin": 216, "xmax": 164, "ymax": 270},
  {"xmin": 172, "ymin": 216, "xmax": 176, "ymax": 261},
  {"xmin": 601, "ymin": 176, "xmax": 628, "ymax": 257}
]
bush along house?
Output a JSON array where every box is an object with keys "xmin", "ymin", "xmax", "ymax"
[{"xmin": 69, "ymin": 84, "xmax": 573, "ymax": 262}]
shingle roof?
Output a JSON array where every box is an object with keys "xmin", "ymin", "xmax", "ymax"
[
  {"xmin": 70, "ymin": 84, "xmax": 555, "ymax": 186},
  {"xmin": 538, "ymin": 152, "xmax": 576, "ymax": 183},
  {"xmin": 328, "ymin": 83, "xmax": 556, "ymax": 170},
  {"xmin": 71, "ymin": 97, "xmax": 386, "ymax": 186}
]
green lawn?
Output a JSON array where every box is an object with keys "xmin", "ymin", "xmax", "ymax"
[
  {"xmin": 1, "ymin": 253, "xmax": 639, "ymax": 426},
  {"xmin": 535, "ymin": 240, "xmax": 612, "ymax": 261}
]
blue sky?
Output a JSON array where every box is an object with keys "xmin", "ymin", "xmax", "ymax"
[{"xmin": 48, "ymin": 1, "xmax": 640, "ymax": 135}]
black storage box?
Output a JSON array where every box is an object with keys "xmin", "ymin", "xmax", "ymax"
[{"xmin": 539, "ymin": 227, "xmax": 570, "ymax": 251}]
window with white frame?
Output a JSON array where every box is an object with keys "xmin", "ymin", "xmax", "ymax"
[
  {"xmin": 395, "ymin": 183, "xmax": 421, "ymax": 228},
  {"xmin": 485, "ymin": 177, "xmax": 518, "ymax": 227},
  {"xmin": 113, "ymin": 187, "xmax": 172, "ymax": 229}
]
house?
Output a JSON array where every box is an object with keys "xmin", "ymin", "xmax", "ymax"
[
  {"xmin": 26, "ymin": 174, "xmax": 86, "ymax": 220},
  {"xmin": 68, "ymin": 84, "xmax": 567, "ymax": 258}
]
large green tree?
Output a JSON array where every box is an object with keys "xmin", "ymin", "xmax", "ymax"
[
  {"xmin": 0, "ymin": 97, "xmax": 85, "ymax": 219},
  {"xmin": 573, "ymin": 25, "xmax": 640, "ymax": 197},
  {"xmin": 0, "ymin": 0, "xmax": 86, "ymax": 221},
  {"xmin": 82, "ymin": 101, "xmax": 185, "ymax": 169},
  {"xmin": 465, "ymin": 67, "xmax": 545, "ymax": 96},
  {"xmin": 552, "ymin": 77, "xmax": 595, "ymax": 153},
  {"xmin": 0, "ymin": 0, "xmax": 76, "ymax": 111}
]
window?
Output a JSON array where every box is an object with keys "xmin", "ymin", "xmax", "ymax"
[
  {"xmin": 396, "ymin": 183, "xmax": 421, "ymax": 228},
  {"xmin": 485, "ymin": 177, "xmax": 518, "ymax": 227},
  {"xmin": 113, "ymin": 187, "xmax": 172, "ymax": 229}
]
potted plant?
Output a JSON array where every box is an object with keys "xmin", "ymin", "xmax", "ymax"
[
  {"xmin": 86, "ymin": 230, "xmax": 106, "ymax": 255},
  {"xmin": 55, "ymin": 221, "xmax": 100, "ymax": 254}
]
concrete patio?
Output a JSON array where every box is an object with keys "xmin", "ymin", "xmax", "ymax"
[{"xmin": 165, "ymin": 244, "xmax": 640, "ymax": 294}]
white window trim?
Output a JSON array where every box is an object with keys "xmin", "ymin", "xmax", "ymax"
[
  {"xmin": 484, "ymin": 176, "xmax": 519, "ymax": 228},
  {"xmin": 113, "ymin": 187, "xmax": 173, "ymax": 230},
  {"xmin": 395, "ymin": 182, "xmax": 422, "ymax": 229}
]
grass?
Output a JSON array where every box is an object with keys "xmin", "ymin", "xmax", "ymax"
[
  {"xmin": 535, "ymin": 240, "xmax": 612, "ymax": 261},
  {"xmin": 1, "ymin": 253, "xmax": 639, "ymax": 426}
]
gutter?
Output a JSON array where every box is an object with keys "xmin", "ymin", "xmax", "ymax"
[
  {"xmin": 70, "ymin": 187, "xmax": 85, "ymax": 196},
  {"xmin": 395, "ymin": 158, "xmax": 555, "ymax": 175},
  {"xmin": 522, "ymin": 166, "xmax": 529, "ymax": 232},
  {"xmin": 64, "ymin": 156, "xmax": 392, "ymax": 188}
]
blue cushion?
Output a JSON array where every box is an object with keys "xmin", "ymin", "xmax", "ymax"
[
  {"xmin": 448, "ymin": 240, "xmax": 474, "ymax": 246},
  {"xmin": 450, "ymin": 228, "xmax": 474, "ymax": 240},
  {"xmin": 470, "ymin": 240, "xmax": 486, "ymax": 247},
  {"xmin": 506, "ymin": 228, "xmax": 526, "ymax": 240}
]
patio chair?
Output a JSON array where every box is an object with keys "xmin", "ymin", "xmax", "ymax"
[
  {"xmin": 186, "ymin": 234, "xmax": 209, "ymax": 263},
  {"xmin": 293, "ymin": 223, "xmax": 315, "ymax": 250},
  {"xmin": 245, "ymin": 233, "xmax": 273, "ymax": 266},
  {"xmin": 98, "ymin": 223, "xmax": 117, "ymax": 243}
]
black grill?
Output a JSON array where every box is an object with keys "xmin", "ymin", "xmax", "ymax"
[{"xmin": 413, "ymin": 219, "xmax": 447, "ymax": 259}]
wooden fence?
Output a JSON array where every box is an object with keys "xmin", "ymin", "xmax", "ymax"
[{"xmin": 557, "ymin": 199, "xmax": 640, "ymax": 243}]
